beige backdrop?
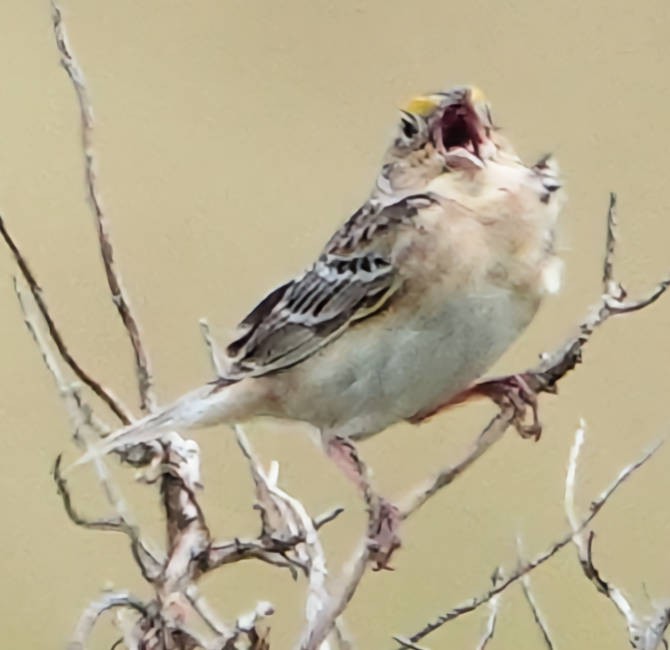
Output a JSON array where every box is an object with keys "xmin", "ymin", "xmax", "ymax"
[{"xmin": 1, "ymin": 1, "xmax": 669, "ymax": 648}]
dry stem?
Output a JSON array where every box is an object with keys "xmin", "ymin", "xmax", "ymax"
[
  {"xmin": 394, "ymin": 426, "xmax": 664, "ymax": 648},
  {"xmin": 51, "ymin": 0, "xmax": 156, "ymax": 413}
]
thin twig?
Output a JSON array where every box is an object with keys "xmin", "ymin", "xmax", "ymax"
[
  {"xmin": 475, "ymin": 568, "xmax": 504, "ymax": 650},
  {"xmin": 51, "ymin": 0, "xmax": 155, "ymax": 413},
  {"xmin": 53, "ymin": 455, "xmax": 162, "ymax": 581},
  {"xmin": 205, "ymin": 536, "xmax": 306, "ymax": 575},
  {"xmin": 0, "ymin": 218, "xmax": 132, "ymax": 424},
  {"xmin": 399, "ymin": 407, "xmax": 514, "ymax": 519},
  {"xmin": 528, "ymin": 193, "xmax": 669, "ymax": 397},
  {"xmin": 565, "ymin": 422, "xmax": 670, "ymax": 649},
  {"xmin": 199, "ymin": 318, "xmax": 225, "ymax": 376},
  {"xmin": 392, "ymin": 637, "xmax": 428, "ymax": 650},
  {"xmin": 13, "ymin": 277, "xmax": 163, "ymax": 577},
  {"xmin": 300, "ymin": 441, "xmax": 384, "ymax": 650},
  {"xmin": 398, "ymin": 193, "xmax": 669, "ymax": 532},
  {"xmin": 517, "ymin": 537, "xmax": 555, "ymax": 649},
  {"xmin": 301, "ymin": 539, "xmax": 370, "ymax": 650},
  {"xmin": 68, "ymin": 591, "xmax": 146, "ymax": 650},
  {"xmin": 185, "ymin": 585, "xmax": 231, "ymax": 638},
  {"xmin": 236, "ymin": 426, "xmax": 344, "ymax": 650},
  {"xmin": 602, "ymin": 192, "xmax": 618, "ymax": 293},
  {"xmin": 395, "ymin": 431, "xmax": 663, "ymax": 647},
  {"xmin": 313, "ymin": 507, "xmax": 346, "ymax": 531}
]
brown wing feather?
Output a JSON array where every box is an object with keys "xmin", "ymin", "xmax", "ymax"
[{"xmin": 222, "ymin": 195, "xmax": 436, "ymax": 379}]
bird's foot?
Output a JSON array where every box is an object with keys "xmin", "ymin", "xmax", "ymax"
[
  {"xmin": 408, "ymin": 372, "xmax": 543, "ymax": 440},
  {"xmin": 325, "ymin": 436, "xmax": 402, "ymax": 570},
  {"xmin": 473, "ymin": 373, "xmax": 542, "ymax": 440},
  {"xmin": 367, "ymin": 496, "xmax": 402, "ymax": 571}
]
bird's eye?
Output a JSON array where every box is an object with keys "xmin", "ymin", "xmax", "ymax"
[{"xmin": 401, "ymin": 116, "xmax": 419, "ymax": 138}]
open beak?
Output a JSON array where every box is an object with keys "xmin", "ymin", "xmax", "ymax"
[{"xmin": 434, "ymin": 86, "xmax": 493, "ymax": 169}]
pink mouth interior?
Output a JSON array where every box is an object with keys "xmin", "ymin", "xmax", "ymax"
[{"xmin": 439, "ymin": 103, "xmax": 484, "ymax": 157}]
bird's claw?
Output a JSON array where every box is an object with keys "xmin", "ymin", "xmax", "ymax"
[
  {"xmin": 479, "ymin": 373, "xmax": 542, "ymax": 440},
  {"xmin": 367, "ymin": 497, "xmax": 402, "ymax": 571}
]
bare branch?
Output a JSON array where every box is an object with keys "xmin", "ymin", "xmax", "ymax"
[
  {"xmin": 68, "ymin": 591, "xmax": 146, "ymax": 650},
  {"xmin": 475, "ymin": 568, "xmax": 504, "ymax": 650},
  {"xmin": 221, "ymin": 601, "xmax": 274, "ymax": 650},
  {"xmin": 395, "ymin": 195, "xmax": 669, "ymax": 528},
  {"xmin": 399, "ymin": 407, "xmax": 514, "ymax": 520},
  {"xmin": 13, "ymin": 277, "xmax": 163, "ymax": 581},
  {"xmin": 313, "ymin": 507, "xmax": 345, "ymax": 531},
  {"xmin": 392, "ymin": 637, "xmax": 428, "ymax": 650},
  {"xmin": 395, "ymin": 429, "xmax": 663, "ymax": 647},
  {"xmin": 12, "ymin": 275, "xmax": 112, "ymax": 438},
  {"xmin": 517, "ymin": 538, "xmax": 555, "ymax": 649},
  {"xmin": 185, "ymin": 585, "xmax": 231, "ymax": 639},
  {"xmin": 53, "ymin": 455, "xmax": 162, "ymax": 581},
  {"xmin": 199, "ymin": 318, "xmax": 225, "ymax": 376},
  {"xmin": 395, "ymin": 570, "xmax": 504, "ymax": 648},
  {"xmin": 602, "ymin": 192, "xmax": 618, "ymax": 292},
  {"xmin": 50, "ymin": 0, "xmax": 156, "ymax": 413},
  {"xmin": 205, "ymin": 536, "xmax": 305, "ymax": 575},
  {"xmin": 300, "ymin": 441, "xmax": 387, "ymax": 650},
  {"xmin": 0, "ymin": 217, "xmax": 132, "ymax": 424},
  {"xmin": 565, "ymin": 422, "xmax": 670, "ymax": 649},
  {"xmin": 236, "ymin": 426, "xmax": 345, "ymax": 649},
  {"xmin": 527, "ymin": 194, "xmax": 669, "ymax": 397},
  {"xmin": 301, "ymin": 539, "xmax": 370, "ymax": 650}
]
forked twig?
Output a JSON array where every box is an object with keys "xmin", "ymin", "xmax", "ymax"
[
  {"xmin": 68, "ymin": 591, "xmax": 146, "ymax": 650},
  {"xmin": 53, "ymin": 455, "xmax": 162, "ymax": 581},
  {"xmin": 475, "ymin": 568, "xmax": 504, "ymax": 650},
  {"xmin": 565, "ymin": 422, "xmax": 670, "ymax": 649},
  {"xmin": 0, "ymin": 218, "xmax": 132, "ymax": 424},
  {"xmin": 394, "ymin": 427, "xmax": 663, "ymax": 647}
]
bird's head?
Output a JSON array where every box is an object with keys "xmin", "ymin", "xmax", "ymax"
[{"xmin": 374, "ymin": 85, "xmax": 505, "ymax": 200}]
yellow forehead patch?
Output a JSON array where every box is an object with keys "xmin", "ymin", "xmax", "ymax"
[
  {"xmin": 469, "ymin": 85, "xmax": 487, "ymax": 104},
  {"xmin": 403, "ymin": 86, "xmax": 487, "ymax": 116},
  {"xmin": 403, "ymin": 95, "xmax": 441, "ymax": 117}
]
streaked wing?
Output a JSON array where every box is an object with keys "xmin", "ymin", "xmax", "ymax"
[
  {"xmin": 224, "ymin": 250, "xmax": 396, "ymax": 377},
  {"xmin": 223, "ymin": 195, "xmax": 436, "ymax": 379}
]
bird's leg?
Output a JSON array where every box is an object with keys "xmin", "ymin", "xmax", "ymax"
[
  {"xmin": 470, "ymin": 373, "xmax": 542, "ymax": 439},
  {"xmin": 325, "ymin": 436, "xmax": 401, "ymax": 570},
  {"xmin": 409, "ymin": 372, "xmax": 542, "ymax": 440}
]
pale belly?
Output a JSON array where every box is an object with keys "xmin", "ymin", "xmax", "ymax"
[{"xmin": 272, "ymin": 284, "xmax": 539, "ymax": 440}]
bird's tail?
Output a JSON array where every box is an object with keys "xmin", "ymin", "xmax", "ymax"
[{"xmin": 71, "ymin": 379, "xmax": 241, "ymax": 468}]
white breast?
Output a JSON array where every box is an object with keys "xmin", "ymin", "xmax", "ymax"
[{"xmin": 277, "ymin": 282, "xmax": 538, "ymax": 440}]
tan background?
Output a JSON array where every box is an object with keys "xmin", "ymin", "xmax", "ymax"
[{"xmin": 1, "ymin": 1, "xmax": 669, "ymax": 648}]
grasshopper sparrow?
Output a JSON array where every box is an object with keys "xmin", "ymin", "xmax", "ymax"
[{"xmin": 76, "ymin": 86, "xmax": 564, "ymax": 565}]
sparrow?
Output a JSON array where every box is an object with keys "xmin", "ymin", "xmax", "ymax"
[{"xmin": 74, "ymin": 86, "xmax": 564, "ymax": 564}]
